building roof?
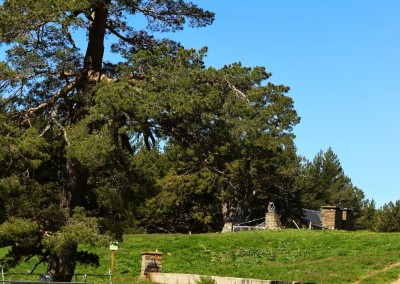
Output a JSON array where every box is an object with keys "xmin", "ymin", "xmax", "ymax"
[{"xmin": 303, "ymin": 209, "xmax": 323, "ymax": 227}]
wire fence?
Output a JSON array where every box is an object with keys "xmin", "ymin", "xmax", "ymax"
[
  {"xmin": 1, "ymin": 269, "xmax": 113, "ymax": 284},
  {"xmin": 232, "ymin": 217, "xmax": 266, "ymax": 231}
]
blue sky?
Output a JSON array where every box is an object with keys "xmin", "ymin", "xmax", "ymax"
[{"xmin": 163, "ymin": 0, "xmax": 400, "ymax": 207}]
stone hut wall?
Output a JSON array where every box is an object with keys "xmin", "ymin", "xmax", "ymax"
[
  {"xmin": 321, "ymin": 206, "xmax": 354, "ymax": 230},
  {"xmin": 321, "ymin": 206, "xmax": 342, "ymax": 229}
]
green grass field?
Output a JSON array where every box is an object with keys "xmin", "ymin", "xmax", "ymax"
[{"xmin": 1, "ymin": 230, "xmax": 400, "ymax": 284}]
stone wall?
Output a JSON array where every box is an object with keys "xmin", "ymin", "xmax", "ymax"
[
  {"xmin": 148, "ymin": 272, "xmax": 303, "ymax": 284},
  {"xmin": 321, "ymin": 206, "xmax": 342, "ymax": 229}
]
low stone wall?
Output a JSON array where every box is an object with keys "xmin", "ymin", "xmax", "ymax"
[{"xmin": 148, "ymin": 272, "xmax": 304, "ymax": 284}]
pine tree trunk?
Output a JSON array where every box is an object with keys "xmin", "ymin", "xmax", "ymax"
[
  {"xmin": 222, "ymin": 203, "xmax": 234, "ymax": 222},
  {"xmin": 84, "ymin": 1, "xmax": 110, "ymax": 75},
  {"xmin": 47, "ymin": 245, "xmax": 78, "ymax": 282},
  {"xmin": 46, "ymin": 3, "xmax": 111, "ymax": 279}
]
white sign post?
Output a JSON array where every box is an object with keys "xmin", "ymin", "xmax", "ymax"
[{"xmin": 109, "ymin": 242, "xmax": 119, "ymax": 274}]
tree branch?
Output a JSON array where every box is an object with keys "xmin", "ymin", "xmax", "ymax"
[
  {"xmin": 225, "ymin": 79, "xmax": 250, "ymax": 104},
  {"xmin": 39, "ymin": 107, "xmax": 70, "ymax": 145},
  {"xmin": 106, "ymin": 22, "xmax": 132, "ymax": 44},
  {"xmin": 203, "ymin": 159, "xmax": 238, "ymax": 190},
  {"xmin": 18, "ymin": 77, "xmax": 81, "ymax": 124}
]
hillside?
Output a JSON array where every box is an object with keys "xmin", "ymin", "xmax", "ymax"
[{"xmin": 2, "ymin": 230, "xmax": 400, "ymax": 283}]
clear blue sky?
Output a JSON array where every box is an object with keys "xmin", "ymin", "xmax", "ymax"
[{"xmin": 164, "ymin": 0, "xmax": 400, "ymax": 207}]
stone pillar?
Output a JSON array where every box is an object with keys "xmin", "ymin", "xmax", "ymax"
[
  {"xmin": 265, "ymin": 212, "xmax": 282, "ymax": 229},
  {"xmin": 321, "ymin": 206, "xmax": 342, "ymax": 230},
  {"xmin": 341, "ymin": 208, "xmax": 354, "ymax": 230},
  {"xmin": 140, "ymin": 251, "xmax": 163, "ymax": 279}
]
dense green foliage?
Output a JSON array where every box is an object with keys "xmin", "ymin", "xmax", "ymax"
[
  {"xmin": 296, "ymin": 148, "xmax": 365, "ymax": 210},
  {"xmin": 2, "ymin": 230, "xmax": 400, "ymax": 284},
  {"xmin": 374, "ymin": 200, "xmax": 400, "ymax": 232}
]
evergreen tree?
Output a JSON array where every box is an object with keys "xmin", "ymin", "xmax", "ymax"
[
  {"xmin": 374, "ymin": 200, "xmax": 400, "ymax": 232},
  {"xmin": 0, "ymin": 0, "xmax": 214, "ymax": 280},
  {"xmin": 134, "ymin": 51, "xmax": 301, "ymax": 229},
  {"xmin": 296, "ymin": 148, "xmax": 364, "ymax": 212},
  {"xmin": 355, "ymin": 199, "xmax": 377, "ymax": 230}
]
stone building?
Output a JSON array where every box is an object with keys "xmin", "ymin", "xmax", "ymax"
[{"xmin": 304, "ymin": 206, "xmax": 354, "ymax": 230}]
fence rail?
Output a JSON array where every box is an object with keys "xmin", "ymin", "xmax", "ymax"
[{"xmin": 233, "ymin": 222, "xmax": 266, "ymax": 232}]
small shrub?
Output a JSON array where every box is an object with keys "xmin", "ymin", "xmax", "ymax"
[{"xmin": 196, "ymin": 275, "xmax": 216, "ymax": 284}]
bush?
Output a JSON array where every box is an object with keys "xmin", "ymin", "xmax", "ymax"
[{"xmin": 196, "ymin": 276, "xmax": 216, "ymax": 284}]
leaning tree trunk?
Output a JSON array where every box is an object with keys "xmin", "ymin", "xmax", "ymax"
[{"xmin": 47, "ymin": 244, "xmax": 78, "ymax": 282}]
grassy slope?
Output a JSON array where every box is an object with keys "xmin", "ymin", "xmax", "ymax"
[{"xmin": 2, "ymin": 230, "xmax": 400, "ymax": 284}]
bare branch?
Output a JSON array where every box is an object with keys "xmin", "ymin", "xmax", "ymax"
[
  {"xmin": 225, "ymin": 79, "xmax": 250, "ymax": 105},
  {"xmin": 39, "ymin": 107, "xmax": 70, "ymax": 145},
  {"xmin": 62, "ymin": 24, "xmax": 76, "ymax": 48},
  {"xmin": 30, "ymin": 258, "xmax": 46, "ymax": 274},
  {"xmin": 39, "ymin": 124, "xmax": 51, "ymax": 137},
  {"xmin": 53, "ymin": 118, "xmax": 70, "ymax": 145}
]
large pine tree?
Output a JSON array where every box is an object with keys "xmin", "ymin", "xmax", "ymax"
[
  {"xmin": 0, "ymin": 1, "xmax": 214, "ymax": 280},
  {"xmin": 0, "ymin": 0, "xmax": 300, "ymax": 279}
]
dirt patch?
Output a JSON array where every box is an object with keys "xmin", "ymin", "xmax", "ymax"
[
  {"xmin": 391, "ymin": 274, "xmax": 400, "ymax": 284},
  {"xmin": 353, "ymin": 262, "xmax": 400, "ymax": 284}
]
